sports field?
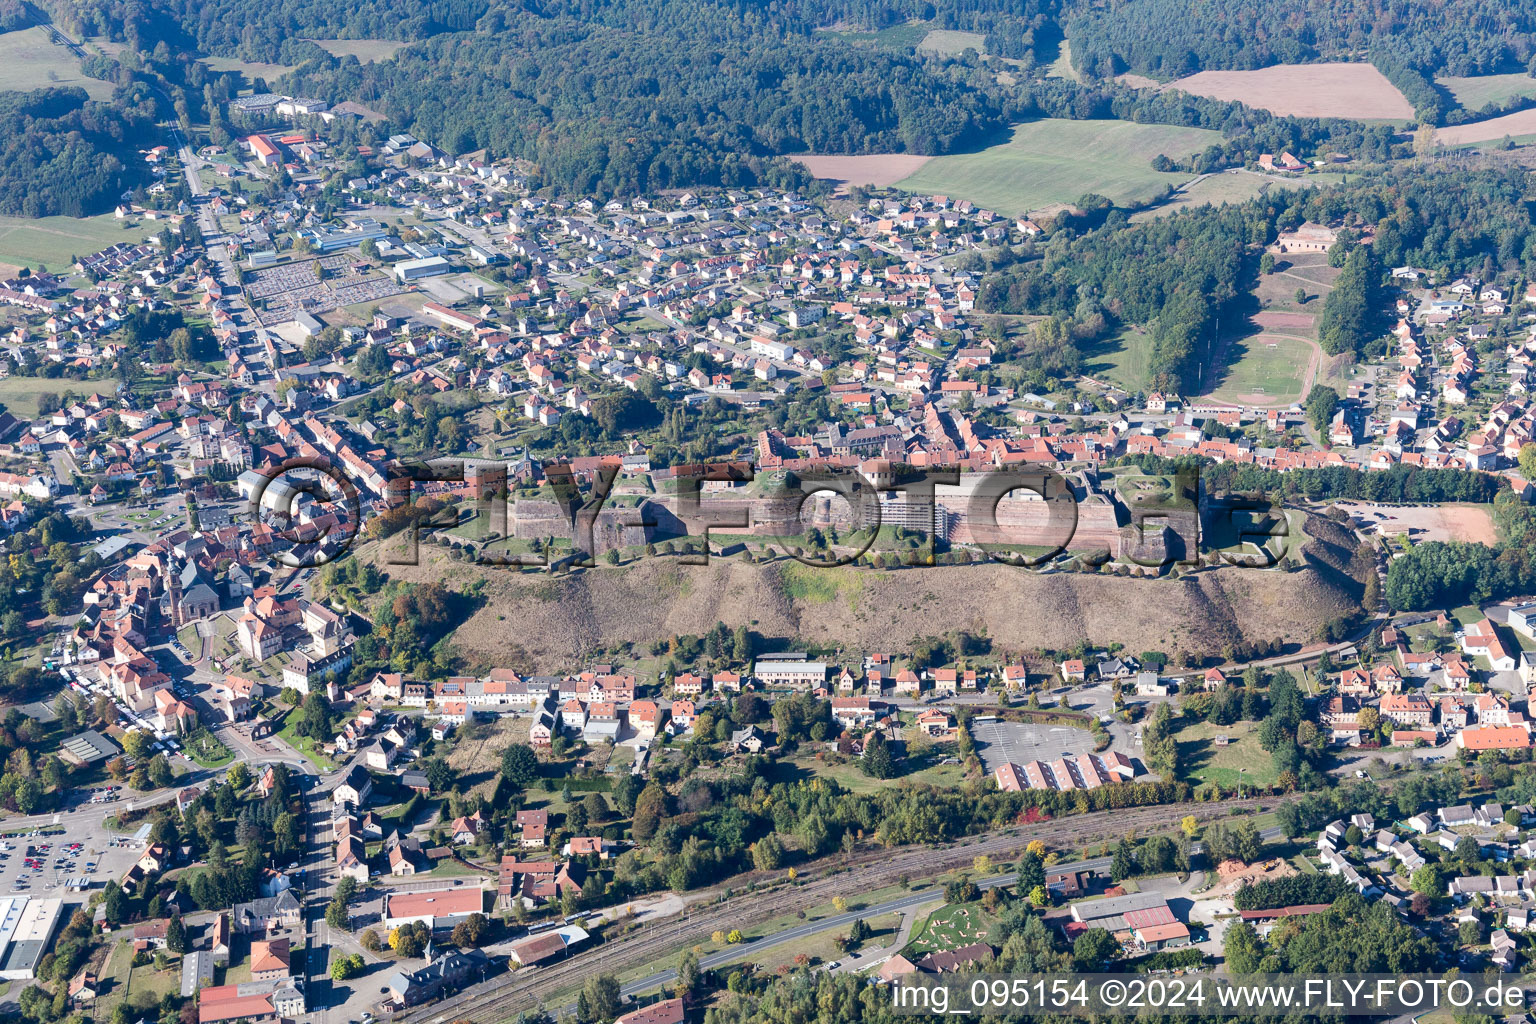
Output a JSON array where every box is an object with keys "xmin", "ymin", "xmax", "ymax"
[
  {"xmin": 0, "ymin": 213, "xmax": 153, "ymax": 274},
  {"xmin": 1438, "ymin": 72, "xmax": 1536, "ymax": 111},
  {"xmin": 1205, "ymin": 333, "xmax": 1314, "ymax": 406},
  {"xmin": 893, "ymin": 119, "xmax": 1221, "ymax": 216},
  {"xmin": 0, "ymin": 27, "xmax": 113, "ymax": 100}
]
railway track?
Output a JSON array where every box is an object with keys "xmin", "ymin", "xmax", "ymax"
[{"xmin": 397, "ymin": 799, "xmax": 1267, "ymax": 1024}]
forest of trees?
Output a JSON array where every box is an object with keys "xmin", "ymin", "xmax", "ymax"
[
  {"xmin": 30, "ymin": 0, "xmax": 1425, "ymax": 197},
  {"xmin": 0, "ymin": 0, "xmax": 29, "ymax": 33},
  {"xmin": 1067, "ymin": 0, "xmax": 1536, "ymax": 84},
  {"xmin": 1318, "ymin": 244, "xmax": 1382, "ymax": 356},
  {"xmin": 979, "ymin": 198, "xmax": 1265, "ymax": 392},
  {"xmin": 1384, "ymin": 488, "xmax": 1536, "ymax": 611},
  {"xmin": 0, "ymin": 86, "xmax": 155, "ymax": 217},
  {"xmin": 981, "ymin": 165, "xmax": 1536, "ymax": 393}
]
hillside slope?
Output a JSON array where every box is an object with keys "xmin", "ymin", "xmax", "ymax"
[{"xmin": 359, "ymin": 541, "xmax": 1360, "ymax": 672}]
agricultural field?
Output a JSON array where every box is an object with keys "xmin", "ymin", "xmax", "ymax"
[
  {"xmin": 1438, "ymin": 72, "xmax": 1536, "ymax": 111},
  {"xmin": 0, "ymin": 375, "xmax": 98, "ymax": 417},
  {"xmin": 1172, "ymin": 719, "xmax": 1278, "ymax": 789},
  {"xmin": 0, "ymin": 212, "xmax": 152, "ymax": 274},
  {"xmin": 0, "ymin": 27, "xmax": 113, "ymax": 100},
  {"xmin": 919, "ymin": 29, "xmax": 986, "ymax": 56},
  {"xmin": 310, "ymin": 38, "xmax": 410, "ymax": 62},
  {"xmin": 1435, "ymin": 107, "xmax": 1536, "ymax": 146},
  {"xmin": 793, "ymin": 153, "xmax": 934, "ymax": 186},
  {"xmin": 1168, "ymin": 62, "xmax": 1414, "ymax": 121},
  {"xmin": 893, "ymin": 119, "xmax": 1222, "ymax": 217}
]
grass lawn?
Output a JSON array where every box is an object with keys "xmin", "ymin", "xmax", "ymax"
[
  {"xmin": 185, "ymin": 729, "xmax": 234, "ymax": 769},
  {"xmin": 759, "ymin": 912, "xmax": 903, "ymax": 972},
  {"xmin": 1438, "ymin": 72, "xmax": 1536, "ymax": 111},
  {"xmin": 1045, "ymin": 40, "xmax": 1080, "ymax": 81},
  {"xmin": 309, "ymin": 38, "xmax": 409, "ymax": 62},
  {"xmin": 895, "ymin": 119, "xmax": 1222, "ymax": 217},
  {"xmin": 276, "ymin": 713, "xmax": 337, "ymax": 769},
  {"xmin": 1081, "ymin": 325, "xmax": 1156, "ymax": 391},
  {"xmin": 819, "ymin": 22, "xmax": 930, "ymax": 49},
  {"xmin": 1207, "ymin": 333, "xmax": 1313, "ymax": 405},
  {"xmin": 428, "ymin": 858, "xmax": 480, "ymax": 877},
  {"xmin": 198, "ymin": 55, "xmax": 296, "ymax": 83},
  {"xmin": 93, "ymin": 941, "xmax": 134, "ymax": 1017},
  {"xmin": 904, "ymin": 901, "xmax": 1000, "ymax": 957},
  {"xmin": 778, "ymin": 560, "xmax": 865, "ymax": 609},
  {"xmin": 1450, "ymin": 605, "xmax": 1485, "ymax": 628},
  {"xmin": 0, "ymin": 375, "xmax": 100, "ymax": 417},
  {"xmin": 1172, "ymin": 719, "xmax": 1278, "ymax": 789},
  {"xmin": 0, "ymin": 28, "xmax": 114, "ymax": 100},
  {"xmin": 0, "ymin": 212, "xmax": 154, "ymax": 273},
  {"xmin": 919, "ymin": 29, "xmax": 986, "ymax": 55},
  {"xmin": 96, "ymin": 942, "xmax": 182, "ymax": 1018},
  {"xmin": 1132, "ymin": 170, "xmax": 1315, "ymax": 222},
  {"xmin": 793, "ymin": 751, "xmax": 965, "ymax": 796}
]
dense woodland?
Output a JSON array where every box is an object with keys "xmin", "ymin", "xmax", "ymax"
[
  {"xmin": 1068, "ymin": 0, "xmax": 1536, "ymax": 81},
  {"xmin": 0, "ymin": 85, "xmax": 156, "ymax": 217},
  {"xmin": 13, "ymin": 0, "xmax": 1424, "ymax": 197},
  {"xmin": 0, "ymin": 0, "xmax": 29, "ymax": 33},
  {"xmin": 1385, "ymin": 488, "xmax": 1536, "ymax": 610},
  {"xmin": 977, "ymin": 166, "xmax": 1536, "ymax": 392}
]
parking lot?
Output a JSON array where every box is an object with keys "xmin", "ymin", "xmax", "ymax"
[
  {"xmin": 970, "ymin": 718, "xmax": 1098, "ymax": 775},
  {"xmin": 0, "ymin": 788, "xmax": 157, "ymax": 898}
]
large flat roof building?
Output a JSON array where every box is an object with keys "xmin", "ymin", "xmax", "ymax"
[{"xmin": 0, "ymin": 897, "xmax": 66, "ymax": 980}]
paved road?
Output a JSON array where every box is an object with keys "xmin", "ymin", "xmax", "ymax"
[{"xmin": 601, "ymin": 835, "xmax": 1281, "ymax": 1007}]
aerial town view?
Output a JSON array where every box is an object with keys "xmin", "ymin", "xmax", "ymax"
[{"xmin": 10, "ymin": 2, "xmax": 1536, "ymax": 1024}]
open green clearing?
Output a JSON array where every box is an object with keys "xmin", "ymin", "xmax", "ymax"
[
  {"xmin": 1132, "ymin": 171, "xmax": 1317, "ymax": 222},
  {"xmin": 1172, "ymin": 718, "xmax": 1278, "ymax": 789},
  {"xmin": 1438, "ymin": 72, "xmax": 1536, "ymax": 111},
  {"xmin": 0, "ymin": 28, "xmax": 114, "ymax": 100},
  {"xmin": 895, "ymin": 119, "xmax": 1222, "ymax": 217},
  {"xmin": 904, "ymin": 901, "xmax": 1001, "ymax": 956},
  {"xmin": 0, "ymin": 212, "xmax": 153, "ymax": 273},
  {"xmin": 1081, "ymin": 325, "xmax": 1155, "ymax": 391},
  {"xmin": 919, "ymin": 29, "xmax": 986, "ymax": 55},
  {"xmin": 818, "ymin": 22, "xmax": 930, "ymax": 49},
  {"xmin": 0, "ymin": 376, "xmax": 100, "ymax": 417},
  {"xmin": 198, "ymin": 55, "xmax": 296, "ymax": 83},
  {"xmin": 1045, "ymin": 40, "xmax": 1080, "ymax": 81},
  {"xmin": 1206, "ymin": 334, "xmax": 1313, "ymax": 405},
  {"xmin": 310, "ymin": 39, "xmax": 410, "ymax": 62}
]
